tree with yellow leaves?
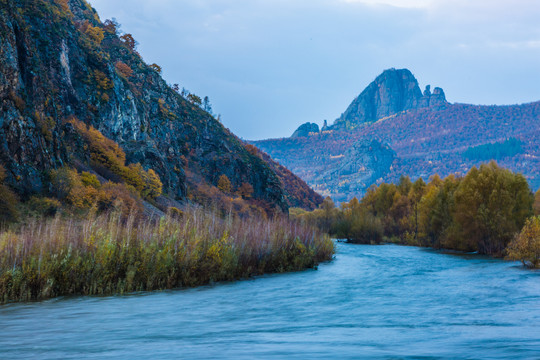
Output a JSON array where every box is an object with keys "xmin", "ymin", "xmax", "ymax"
[{"xmin": 217, "ymin": 175, "xmax": 231, "ymax": 194}]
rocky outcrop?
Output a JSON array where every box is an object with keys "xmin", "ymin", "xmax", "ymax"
[
  {"xmin": 418, "ymin": 85, "xmax": 447, "ymax": 109},
  {"xmin": 291, "ymin": 122, "xmax": 319, "ymax": 138},
  {"xmin": 333, "ymin": 68, "xmax": 446, "ymax": 129}
]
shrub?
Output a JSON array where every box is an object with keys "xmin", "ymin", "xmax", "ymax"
[
  {"xmin": 506, "ymin": 216, "xmax": 540, "ymax": 268},
  {"xmin": 25, "ymin": 197, "xmax": 61, "ymax": 217},
  {"xmin": 115, "ymin": 61, "xmax": 133, "ymax": 79},
  {"xmin": 92, "ymin": 70, "xmax": 113, "ymax": 91},
  {"xmin": 69, "ymin": 118, "xmax": 162, "ymax": 199},
  {"xmin": 0, "ymin": 166, "xmax": 19, "ymax": 224},
  {"xmin": 149, "ymin": 63, "xmax": 162, "ymax": 74},
  {"xmin": 97, "ymin": 182, "xmax": 142, "ymax": 215},
  {"xmin": 217, "ymin": 174, "xmax": 232, "ymax": 193},
  {"xmin": 80, "ymin": 171, "xmax": 101, "ymax": 188}
]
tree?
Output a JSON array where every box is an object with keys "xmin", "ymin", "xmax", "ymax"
[
  {"xmin": 0, "ymin": 165, "xmax": 19, "ymax": 223},
  {"xmin": 187, "ymin": 94, "xmax": 202, "ymax": 106},
  {"xmin": 534, "ymin": 190, "xmax": 540, "ymax": 215},
  {"xmin": 237, "ymin": 182, "xmax": 254, "ymax": 199},
  {"xmin": 149, "ymin": 63, "xmax": 162, "ymax": 74},
  {"xmin": 202, "ymin": 96, "xmax": 212, "ymax": 114},
  {"xmin": 115, "ymin": 61, "xmax": 133, "ymax": 79},
  {"xmin": 453, "ymin": 162, "xmax": 533, "ymax": 255},
  {"xmin": 506, "ymin": 216, "xmax": 540, "ymax": 268},
  {"xmin": 409, "ymin": 178, "xmax": 426, "ymax": 241},
  {"xmin": 120, "ymin": 33, "xmax": 137, "ymax": 51},
  {"xmin": 217, "ymin": 175, "xmax": 232, "ymax": 193},
  {"xmin": 320, "ymin": 196, "xmax": 337, "ymax": 233},
  {"xmin": 103, "ymin": 18, "xmax": 120, "ymax": 35},
  {"xmin": 141, "ymin": 169, "xmax": 163, "ymax": 199}
]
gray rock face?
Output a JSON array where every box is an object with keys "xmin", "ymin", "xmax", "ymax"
[
  {"xmin": 333, "ymin": 68, "xmax": 447, "ymax": 129},
  {"xmin": 418, "ymin": 85, "xmax": 447, "ymax": 109},
  {"xmin": 291, "ymin": 122, "xmax": 319, "ymax": 138}
]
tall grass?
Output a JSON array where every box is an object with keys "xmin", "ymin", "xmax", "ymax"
[{"xmin": 0, "ymin": 208, "xmax": 334, "ymax": 303}]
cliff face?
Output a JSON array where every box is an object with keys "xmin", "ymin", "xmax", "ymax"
[
  {"xmin": 0, "ymin": 0, "xmax": 322, "ymax": 212},
  {"xmin": 333, "ymin": 68, "xmax": 447, "ymax": 129}
]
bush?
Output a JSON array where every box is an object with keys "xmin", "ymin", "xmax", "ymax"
[
  {"xmin": 0, "ymin": 165, "xmax": 19, "ymax": 223},
  {"xmin": 506, "ymin": 216, "xmax": 540, "ymax": 268},
  {"xmin": 25, "ymin": 197, "xmax": 61, "ymax": 217},
  {"xmin": 69, "ymin": 118, "xmax": 163, "ymax": 199}
]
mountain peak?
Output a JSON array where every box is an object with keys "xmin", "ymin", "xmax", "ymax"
[{"xmin": 333, "ymin": 68, "xmax": 446, "ymax": 130}]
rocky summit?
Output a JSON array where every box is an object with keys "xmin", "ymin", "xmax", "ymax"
[{"xmin": 333, "ymin": 68, "xmax": 447, "ymax": 130}]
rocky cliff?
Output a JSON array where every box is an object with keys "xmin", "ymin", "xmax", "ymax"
[
  {"xmin": 0, "ymin": 0, "xmax": 322, "ymax": 212},
  {"xmin": 291, "ymin": 122, "xmax": 319, "ymax": 138},
  {"xmin": 332, "ymin": 68, "xmax": 447, "ymax": 129}
]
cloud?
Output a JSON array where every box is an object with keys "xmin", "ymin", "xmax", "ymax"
[{"xmin": 340, "ymin": 0, "xmax": 433, "ymax": 8}]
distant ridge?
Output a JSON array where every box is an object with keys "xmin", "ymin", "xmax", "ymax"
[{"xmin": 254, "ymin": 69, "xmax": 540, "ymax": 202}]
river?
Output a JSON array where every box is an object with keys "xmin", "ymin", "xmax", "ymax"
[{"xmin": 1, "ymin": 243, "xmax": 539, "ymax": 359}]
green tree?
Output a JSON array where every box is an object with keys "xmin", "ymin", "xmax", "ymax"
[
  {"xmin": 187, "ymin": 94, "xmax": 202, "ymax": 106},
  {"xmin": 506, "ymin": 216, "xmax": 540, "ymax": 268},
  {"xmin": 453, "ymin": 162, "xmax": 533, "ymax": 254},
  {"xmin": 534, "ymin": 190, "xmax": 540, "ymax": 215}
]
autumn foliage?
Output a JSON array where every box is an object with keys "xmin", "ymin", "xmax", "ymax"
[
  {"xmin": 69, "ymin": 117, "xmax": 162, "ymax": 200},
  {"xmin": 506, "ymin": 216, "xmax": 540, "ymax": 268},
  {"xmin": 293, "ymin": 162, "xmax": 534, "ymax": 257},
  {"xmin": 0, "ymin": 207, "xmax": 334, "ymax": 303}
]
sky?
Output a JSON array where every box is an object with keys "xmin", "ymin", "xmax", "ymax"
[{"xmin": 89, "ymin": 0, "xmax": 540, "ymax": 140}]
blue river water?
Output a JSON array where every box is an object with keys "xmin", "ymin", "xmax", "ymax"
[{"xmin": 1, "ymin": 243, "xmax": 539, "ymax": 359}]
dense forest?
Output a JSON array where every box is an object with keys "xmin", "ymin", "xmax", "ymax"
[{"xmin": 292, "ymin": 162, "xmax": 540, "ymax": 268}]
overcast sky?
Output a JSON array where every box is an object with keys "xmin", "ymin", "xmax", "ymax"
[{"xmin": 89, "ymin": 0, "xmax": 540, "ymax": 140}]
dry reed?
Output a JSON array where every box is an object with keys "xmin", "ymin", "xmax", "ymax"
[{"xmin": 0, "ymin": 207, "xmax": 334, "ymax": 303}]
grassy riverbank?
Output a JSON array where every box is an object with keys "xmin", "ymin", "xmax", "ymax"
[{"xmin": 0, "ymin": 208, "xmax": 334, "ymax": 303}]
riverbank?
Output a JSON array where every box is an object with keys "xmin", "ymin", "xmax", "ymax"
[
  {"xmin": 0, "ymin": 208, "xmax": 334, "ymax": 304},
  {"xmin": 1, "ymin": 243, "xmax": 538, "ymax": 359}
]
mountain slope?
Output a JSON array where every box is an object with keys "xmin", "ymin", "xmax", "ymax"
[
  {"xmin": 254, "ymin": 69, "xmax": 540, "ymax": 202},
  {"xmin": 0, "ymin": 0, "xmax": 322, "ymax": 212}
]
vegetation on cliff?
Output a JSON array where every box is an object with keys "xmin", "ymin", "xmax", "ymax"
[
  {"xmin": 292, "ymin": 162, "xmax": 539, "ymax": 266},
  {"xmin": 0, "ymin": 0, "xmax": 322, "ymax": 215}
]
